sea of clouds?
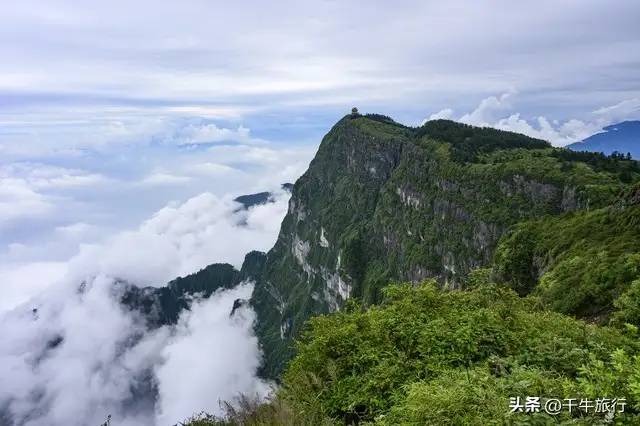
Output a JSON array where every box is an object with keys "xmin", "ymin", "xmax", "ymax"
[{"xmin": 0, "ymin": 189, "xmax": 290, "ymax": 426}]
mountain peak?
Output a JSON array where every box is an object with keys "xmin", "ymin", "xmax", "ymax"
[
  {"xmin": 233, "ymin": 183, "xmax": 293, "ymax": 210},
  {"xmin": 567, "ymin": 120, "xmax": 640, "ymax": 159},
  {"xmin": 250, "ymin": 113, "xmax": 639, "ymax": 377},
  {"xmin": 603, "ymin": 120, "xmax": 640, "ymax": 131}
]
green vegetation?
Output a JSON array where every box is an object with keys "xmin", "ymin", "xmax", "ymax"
[
  {"xmin": 184, "ymin": 280, "xmax": 640, "ymax": 425},
  {"xmin": 179, "ymin": 115, "xmax": 640, "ymax": 424},
  {"xmin": 494, "ymin": 184, "xmax": 640, "ymax": 322},
  {"xmin": 417, "ymin": 119, "xmax": 550, "ymax": 162},
  {"xmin": 121, "ymin": 263, "xmax": 242, "ymax": 327},
  {"xmin": 250, "ymin": 115, "xmax": 640, "ymax": 378},
  {"xmin": 121, "ymin": 252, "xmax": 266, "ymax": 328}
]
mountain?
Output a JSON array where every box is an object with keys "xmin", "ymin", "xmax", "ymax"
[
  {"xmin": 120, "ymin": 251, "xmax": 266, "ymax": 328},
  {"xmin": 179, "ymin": 114, "xmax": 640, "ymax": 425},
  {"xmin": 233, "ymin": 183, "xmax": 293, "ymax": 210},
  {"xmin": 567, "ymin": 120, "xmax": 640, "ymax": 159},
  {"xmin": 494, "ymin": 182, "xmax": 640, "ymax": 319},
  {"xmin": 113, "ymin": 184, "xmax": 295, "ymax": 328},
  {"xmin": 81, "ymin": 113, "xmax": 639, "ymax": 425},
  {"xmin": 119, "ymin": 114, "xmax": 640, "ymax": 382},
  {"xmin": 247, "ymin": 114, "xmax": 640, "ymax": 377}
]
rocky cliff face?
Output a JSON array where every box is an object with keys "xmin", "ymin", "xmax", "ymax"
[
  {"xmin": 109, "ymin": 114, "xmax": 638, "ymax": 380},
  {"xmin": 249, "ymin": 115, "xmax": 634, "ymax": 377}
]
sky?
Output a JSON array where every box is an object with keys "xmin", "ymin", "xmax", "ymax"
[
  {"xmin": 2, "ymin": 0, "xmax": 640, "ymax": 282},
  {"xmin": 0, "ymin": 1, "xmax": 639, "ymax": 424}
]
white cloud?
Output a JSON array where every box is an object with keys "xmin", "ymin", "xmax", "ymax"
[
  {"xmin": 54, "ymin": 222, "xmax": 97, "ymax": 238},
  {"xmin": 176, "ymin": 123, "xmax": 253, "ymax": 146},
  {"xmin": 0, "ymin": 120, "xmax": 313, "ymax": 275},
  {"xmin": 593, "ymin": 98, "xmax": 640, "ymax": 123},
  {"xmin": 0, "ymin": 163, "xmax": 116, "ymax": 232},
  {"xmin": 427, "ymin": 108, "xmax": 454, "ymax": 122},
  {"xmin": 0, "ymin": 261, "xmax": 67, "ymax": 312},
  {"xmin": 155, "ymin": 283, "xmax": 271, "ymax": 424},
  {"xmin": 429, "ymin": 93, "xmax": 640, "ymax": 146},
  {"xmin": 460, "ymin": 92, "xmax": 515, "ymax": 126},
  {"xmin": 0, "ymin": 274, "xmax": 155, "ymax": 426},
  {"xmin": 138, "ymin": 172, "xmax": 192, "ymax": 186},
  {"xmin": 1, "ymin": 164, "xmax": 112, "ymax": 190},
  {"xmin": 0, "ymin": 186, "xmax": 285, "ymax": 424},
  {"xmin": 189, "ymin": 162, "xmax": 238, "ymax": 176},
  {"xmin": 40, "ymin": 173, "xmax": 110, "ymax": 188},
  {"xmin": 137, "ymin": 190, "xmax": 289, "ymax": 278},
  {"xmin": 50, "ymin": 188, "xmax": 288, "ymax": 289},
  {"xmin": 0, "ymin": 177, "xmax": 55, "ymax": 227}
]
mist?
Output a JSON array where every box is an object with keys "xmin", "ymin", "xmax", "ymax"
[{"xmin": 0, "ymin": 190, "xmax": 286, "ymax": 425}]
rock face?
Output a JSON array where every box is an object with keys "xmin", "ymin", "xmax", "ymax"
[
  {"xmin": 119, "ymin": 114, "xmax": 636, "ymax": 379},
  {"xmin": 248, "ymin": 115, "xmax": 631, "ymax": 377}
]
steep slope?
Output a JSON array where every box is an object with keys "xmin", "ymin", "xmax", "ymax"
[
  {"xmin": 494, "ymin": 183, "xmax": 640, "ymax": 322},
  {"xmin": 250, "ymin": 114, "xmax": 639, "ymax": 377},
  {"xmin": 567, "ymin": 120, "xmax": 640, "ymax": 159}
]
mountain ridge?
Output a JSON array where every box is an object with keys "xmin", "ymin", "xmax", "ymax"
[
  {"xmin": 567, "ymin": 120, "xmax": 640, "ymax": 159},
  {"xmin": 178, "ymin": 116, "xmax": 640, "ymax": 425},
  {"xmin": 113, "ymin": 114, "xmax": 640, "ymax": 381},
  {"xmin": 248, "ymin": 114, "xmax": 640, "ymax": 377},
  {"xmin": 233, "ymin": 183, "xmax": 293, "ymax": 210}
]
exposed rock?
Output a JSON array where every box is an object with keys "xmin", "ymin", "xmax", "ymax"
[
  {"xmin": 249, "ymin": 115, "xmax": 625, "ymax": 378},
  {"xmin": 319, "ymin": 227, "xmax": 330, "ymax": 248}
]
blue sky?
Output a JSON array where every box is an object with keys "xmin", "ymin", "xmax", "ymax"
[{"xmin": 1, "ymin": 0, "xmax": 640, "ymax": 308}]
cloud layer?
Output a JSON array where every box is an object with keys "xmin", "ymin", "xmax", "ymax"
[
  {"xmin": 0, "ymin": 188, "xmax": 286, "ymax": 425},
  {"xmin": 1, "ymin": 0, "xmax": 639, "ymax": 140},
  {"xmin": 0, "ymin": 117, "xmax": 313, "ymax": 305},
  {"xmin": 68, "ymin": 189, "xmax": 290, "ymax": 287},
  {"xmin": 0, "ymin": 277, "xmax": 269, "ymax": 425},
  {"xmin": 155, "ymin": 283, "xmax": 270, "ymax": 424},
  {"xmin": 428, "ymin": 93, "xmax": 640, "ymax": 146}
]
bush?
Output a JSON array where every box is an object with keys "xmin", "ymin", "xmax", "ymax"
[{"xmin": 278, "ymin": 281, "xmax": 637, "ymax": 424}]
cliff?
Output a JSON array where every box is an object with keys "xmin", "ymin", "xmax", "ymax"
[
  {"xmin": 121, "ymin": 114, "xmax": 639, "ymax": 379},
  {"xmin": 249, "ymin": 114, "xmax": 639, "ymax": 376}
]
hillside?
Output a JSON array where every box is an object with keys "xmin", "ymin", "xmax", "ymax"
[
  {"xmin": 178, "ymin": 113, "xmax": 640, "ymax": 425},
  {"xmin": 494, "ymin": 183, "xmax": 640, "ymax": 322},
  {"xmin": 187, "ymin": 280, "xmax": 640, "ymax": 425},
  {"xmin": 249, "ymin": 114, "xmax": 639, "ymax": 377},
  {"xmin": 567, "ymin": 121, "xmax": 640, "ymax": 159}
]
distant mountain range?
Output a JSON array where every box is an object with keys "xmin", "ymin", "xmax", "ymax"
[
  {"xmin": 567, "ymin": 120, "xmax": 640, "ymax": 159},
  {"xmin": 119, "ymin": 184, "xmax": 295, "ymax": 329},
  {"xmin": 233, "ymin": 183, "xmax": 293, "ymax": 209}
]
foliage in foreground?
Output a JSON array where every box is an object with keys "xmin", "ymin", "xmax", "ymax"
[{"xmin": 184, "ymin": 280, "xmax": 640, "ymax": 425}]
